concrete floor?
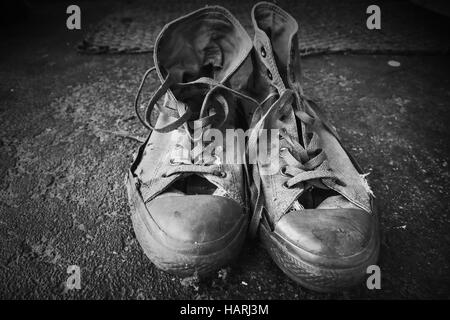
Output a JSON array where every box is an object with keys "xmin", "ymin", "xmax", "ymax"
[{"xmin": 0, "ymin": 1, "xmax": 449, "ymax": 299}]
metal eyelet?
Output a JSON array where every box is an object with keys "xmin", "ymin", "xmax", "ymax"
[
  {"xmin": 279, "ymin": 128, "xmax": 287, "ymax": 137},
  {"xmin": 215, "ymin": 171, "xmax": 227, "ymax": 178},
  {"xmin": 267, "ymin": 69, "xmax": 273, "ymax": 80},
  {"xmin": 260, "ymin": 46, "xmax": 266, "ymax": 58},
  {"xmin": 280, "ymin": 166, "xmax": 288, "ymax": 176},
  {"xmin": 282, "ymin": 181, "xmax": 290, "ymax": 189},
  {"xmin": 169, "ymin": 158, "xmax": 177, "ymax": 165},
  {"xmin": 161, "ymin": 173, "xmax": 167, "ymax": 178}
]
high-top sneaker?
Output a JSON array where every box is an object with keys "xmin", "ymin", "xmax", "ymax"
[
  {"xmin": 126, "ymin": 6, "xmax": 256, "ymax": 276},
  {"xmin": 245, "ymin": 2, "xmax": 380, "ymax": 292}
]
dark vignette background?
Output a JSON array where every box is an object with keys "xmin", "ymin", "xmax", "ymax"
[{"xmin": 0, "ymin": 0, "xmax": 449, "ymax": 299}]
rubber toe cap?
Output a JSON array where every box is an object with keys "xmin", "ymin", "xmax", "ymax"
[
  {"xmin": 275, "ymin": 208, "xmax": 376, "ymax": 265},
  {"xmin": 147, "ymin": 195, "xmax": 245, "ymax": 244}
]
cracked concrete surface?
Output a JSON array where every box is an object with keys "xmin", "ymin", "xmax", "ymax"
[{"xmin": 0, "ymin": 1, "xmax": 449, "ymax": 299}]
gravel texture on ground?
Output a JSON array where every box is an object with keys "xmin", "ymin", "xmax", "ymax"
[{"xmin": 0, "ymin": 1, "xmax": 449, "ymax": 299}]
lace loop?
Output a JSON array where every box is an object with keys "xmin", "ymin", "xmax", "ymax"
[
  {"xmin": 134, "ymin": 67, "xmax": 260, "ymax": 172},
  {"xmin": 134, "ymin": 67, "xmax": 193, "ymax": 132}
]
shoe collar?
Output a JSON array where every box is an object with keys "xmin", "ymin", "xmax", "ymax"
[
  {"xmin": 251, "ymin": 1, "xmax": 302, "ymax": 92},
  {"xmin": 152, "ymin": 5, "xmax": 252, "ymax": 97}
]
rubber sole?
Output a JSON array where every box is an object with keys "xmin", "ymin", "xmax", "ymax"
[{"xmin": 259, "ymin": 218, "xmax": 380, "ymax": 293}]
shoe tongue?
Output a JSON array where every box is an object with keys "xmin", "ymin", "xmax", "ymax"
[
  {"xmin": 173, "ymin": 65, "xmax": 223, "ymax": 121},
  {"xmin": 203, "ymin": 42, "xmax": 223, "ymax": 76},
  {"xmin": 168, "ymin": 43, "xmax": 227, "ymax": 128}
]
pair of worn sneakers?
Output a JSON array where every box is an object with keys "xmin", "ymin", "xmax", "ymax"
[{"xmin": 126, "ymin": 2, "xmax": 379, "ymax": 292}]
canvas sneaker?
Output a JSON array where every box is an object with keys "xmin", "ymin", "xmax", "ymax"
[
  {"xmin": 244, "ymin": 1, "xmax": 380, "ymax": 292},
  {"xmin": 126, "ymin": 6, "xmax": 256, "ymax": 276}
]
